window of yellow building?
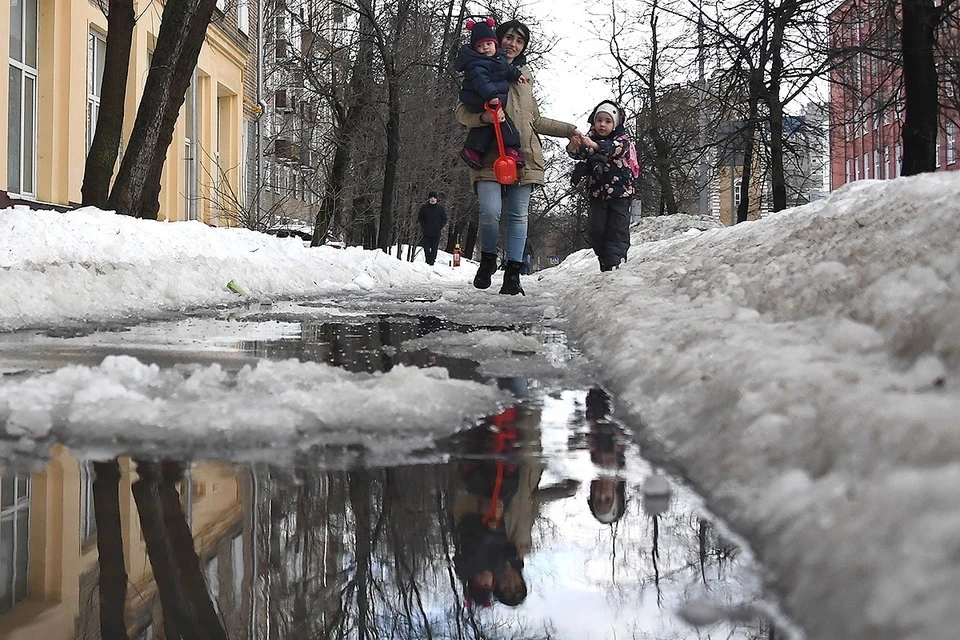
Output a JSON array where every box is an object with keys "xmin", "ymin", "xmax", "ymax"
[
  {"xmin": 0, "ymin": 473, "xmax": 30, "ymax": 612},
  {"xmin": 87, "ymin": 29, "xmax": 107, "ymax": 151},
  {"xmin": 8, "ymin": 0, "xmax": 38, "ymax": 196}
]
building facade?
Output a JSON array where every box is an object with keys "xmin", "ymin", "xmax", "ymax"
[
  {"xmin": 828, "ymin": 0, "xmax": 960, "ymax": 189},
  {"xmin": 1, "ymin": 0, "xmax": 258, "ymax": 224}
]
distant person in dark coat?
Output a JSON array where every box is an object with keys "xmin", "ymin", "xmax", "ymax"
[
  {"xmin": 418, "ymin": 191, "xmax": 447, "ymax": 265},
  {"xmin": 454, "ymin": 17, "xmax": 525, "ymax": 169}
]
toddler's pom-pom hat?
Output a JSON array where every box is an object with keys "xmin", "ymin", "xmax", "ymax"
[{"xmin": 467, "ymin": 17, "xmax": 498, "ymax": 48}]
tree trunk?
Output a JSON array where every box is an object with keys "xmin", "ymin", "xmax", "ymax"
[
  {"xmin": 737, "ymin": 70, "xmax": 763, "ymax": 224},
  {"xmin": 900, "ymin": 0, "xmax": 941, "ymax": 175},
  {"xmin": 81, "ymin": 0, "xmax": 135, "ymax": 208},
  {"xmin": 377, "ymin": 76, "xmax": 401, "ymax": 251},
  {"xmin": 766, "ymin": 11, "xmax": 790, "ymax": 211},
  {"xmin": 646, "ymin": 5, "xmax": 679, "ymax": 216},
  {"xmin": 312, "ymin": 28, "xmax": 376, "ymax": 246},
  {"xmin": 108, "ymin": 0, "xmax": 218, "ymax": 219},
  {"xmin": 93, "ymin": 460, "xmax": 130, "ymax": 640}
]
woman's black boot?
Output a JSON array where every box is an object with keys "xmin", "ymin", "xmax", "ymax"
[
  {"xmin": 473, "ymin": 252, "xmax": 499, "ymax": 289},
  {"xmin": 499, "ymin": 260, "xmax": 525, "ymax": 296}
]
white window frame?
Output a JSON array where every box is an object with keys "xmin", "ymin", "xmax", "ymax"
[
  {"xmin": 8, "ymin": 0, "xmax": 39, "ymax": 197},
  {"xmin": 884, "ymin": 146, "xmax": 890, "ymax": 178},
  {"xmin": 1, "ymin": 474, "xmax": 31, "ymax": 613},
  {"xmin": 238, "ymin": 0, "xmax": 249, "ymax": 34},
  {"xmin": 873, "ymin": 149, "xmax": 880, "ymax": 179},
  {"xmin": 845, "ymin": 158, "xmax": 852, "ymax": 183},
  {"xmin": 862, "ymin": 153, "xmax": 869, "ymax": 179},
  {"xmin": 935, "ymin": 134, "xmax": 941, "ymax": 168},
  {"xmin": 79, "ymin": 462, "xmax": 98, "ymax": 546},
  {"xmin": 947, "ymin": 122, "xmax": 956, "ymax": 164},
  {"xmin": 895, "ymin": 144, "xmax": 901, "ymax": 177},
  {"xmin": 87, "ymin": 28, "xmax": 107, "ymax": 152}
]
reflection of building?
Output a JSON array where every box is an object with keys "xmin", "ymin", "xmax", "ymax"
[
  {"xmin": 828, "ymin": 0, "xmax": 960, "ymax": 188},
  {"xmin": 0, "ymin": 449, "xmax": 251, "ymax": 639},
  {"xmin": 0, "ymin": 1, "xmax": 254, "ymax": 224}
]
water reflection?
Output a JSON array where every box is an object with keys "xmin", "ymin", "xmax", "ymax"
[{"xmin": 0, "ymin": 389, "xmax": 782, "ymax": 639}]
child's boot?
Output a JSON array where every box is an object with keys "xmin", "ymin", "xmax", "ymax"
[
  {"xmin": 505, "ymin": 148, "xmax": 525, "ymax": 167},
  {"xmin": 461, "ymin": 148, "xmax": 483, "ymax": 169}
]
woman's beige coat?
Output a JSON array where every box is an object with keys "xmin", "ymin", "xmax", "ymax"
[{"xmin": 456, "ymin": 66, "xmax": 577, "ymax": 187}]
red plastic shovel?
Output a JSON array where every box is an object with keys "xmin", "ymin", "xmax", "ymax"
[{"xmin": 484, "ymin": 100, "xmax": 517, "ymax": 185}]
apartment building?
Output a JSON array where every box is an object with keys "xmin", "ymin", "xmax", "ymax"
[
  {"xmin": 828, "ymin": 0, "xmax": 960, "ymax": 188},
  {"xmin": 1, "ymin": 0, "xmax": 258, "ymax": 224},
  {"xmin": 258, "ymin": 0, "xmax": 340, "ymax": 231}
]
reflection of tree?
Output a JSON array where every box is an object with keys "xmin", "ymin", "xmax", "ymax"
[
  {"xmin": 131, "ymin": 461, "xmax": 227, "ymax": 640},
  {"xmin": 92, "ymin": 460, "xmax": 129, "ymax": 639}
]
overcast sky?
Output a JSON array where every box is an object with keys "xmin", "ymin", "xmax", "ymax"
[{"xmin": 500, "ymin": 0, "xmax": 618, "ymax": 129}]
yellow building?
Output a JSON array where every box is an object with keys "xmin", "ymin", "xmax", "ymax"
[
  {"xmin": 0, "ymin": 0, "xmax": 254, "ymax": 224},
  {"xmin": 0, "ymin": 449, "xmax": 251, "ymax": 639}
]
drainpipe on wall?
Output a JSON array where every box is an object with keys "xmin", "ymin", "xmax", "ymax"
[
  {"xmin": 256, "ymin": 0, "xmax": 265, "ymax": 228},
  {"xmin": 190, "ymin": 66, "xmax": 200, "ymax": 221}
]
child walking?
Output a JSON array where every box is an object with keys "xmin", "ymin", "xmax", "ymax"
[
  {"xmin": 454, "ymin": 17, "xmax": 525, "ymax": 169},
  {"xmin": 567, "ymin": 100, "xmax": 638, "ymax": 272}
]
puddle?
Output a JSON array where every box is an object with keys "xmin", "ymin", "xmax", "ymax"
[
  {"xmin": 0, "ymin": 302, "xmax": 791, "ymax": 638},
  {"xmin": 0, "ymin": 387, "xmax": 781, "ymax": 639}
]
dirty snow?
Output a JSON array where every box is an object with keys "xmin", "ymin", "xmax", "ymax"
[
  {"xmin": 545, "ymin": 172, "xmax": 960, "ymax": 640},
  {"xmin": 2, "ymin": 172, "xmax": 960, "ymax": 639}
]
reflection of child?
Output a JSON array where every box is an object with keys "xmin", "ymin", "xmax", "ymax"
[
  {"xmin": 454, "ymin": 17, "xmax": 525, "ymax": 169},
  {"xmin": 567, "ymin": 101, "xmax": 639, "ymax": 272},
  {"xmin": 584, "ymin": 387, "xmax": 627, "ymax": 524}
]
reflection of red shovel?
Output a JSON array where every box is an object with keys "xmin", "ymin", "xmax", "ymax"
[{"xmin": 484, "ymin": 100, "xmax": 517, "ymax": 185}]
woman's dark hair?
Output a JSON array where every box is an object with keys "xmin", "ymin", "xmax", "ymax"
[
  {"xmin": 495, "ymin": 19, "xmax": 530, "ymax": 56},
  {"xmin": 492, "ymin": 558, "xmax": 528, "ymax": 606}
]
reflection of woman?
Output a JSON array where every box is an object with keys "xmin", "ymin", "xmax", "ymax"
[
  {"xmin": 584, "ymin": 388, "xmax": 627, "ymax": 524},
  {"xmin": 453, "ymin": 417, "xmax": 523, "ymax": 608}
]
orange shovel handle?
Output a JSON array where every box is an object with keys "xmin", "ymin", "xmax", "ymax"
[{"xmin": 484, "ymin": 101, "xmax": 517, "ymax": 185}]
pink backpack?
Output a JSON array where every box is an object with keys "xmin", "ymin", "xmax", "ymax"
[{"xmin": 624, "ymin": 138, "xmax": 641, "ymax": 179}]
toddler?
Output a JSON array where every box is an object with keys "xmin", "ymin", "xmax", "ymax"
[{"xmin": 567, "ymin": 100, "xmax": 639, "ymax": 271}]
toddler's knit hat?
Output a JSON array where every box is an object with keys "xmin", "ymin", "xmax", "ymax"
[{"xmin": 467, "ymin": 17, "xmax": 498, "ymax": 49}]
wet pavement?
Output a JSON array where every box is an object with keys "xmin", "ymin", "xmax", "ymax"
[{"xmin": 0, "ymin": 296, "xmax": 789, "ymax": 639}]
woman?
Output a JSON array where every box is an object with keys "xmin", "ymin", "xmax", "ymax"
[{"xmin": 456, "ymin": 20, "xmax": 581, "ymax": 295}]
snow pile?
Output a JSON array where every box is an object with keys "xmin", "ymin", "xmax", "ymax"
[
  {"xmin": 0, "ymin": 207, "xmax": 464, "ymax": 330},
  {"xmin": 0, "ymin": 355, "xmax": 507, "ymax": 458},
  {"xmin": 631, "ymin": 212, "xmax": 724, "ymax": 243},
  {"xmin": 546, "ymin": 172, "xmax": 960, "ymax": 640}
]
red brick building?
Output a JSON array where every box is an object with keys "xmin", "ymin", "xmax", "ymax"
[{"xmin": 828, "ymin": 0, "xmax": 959, "ymax": 189}]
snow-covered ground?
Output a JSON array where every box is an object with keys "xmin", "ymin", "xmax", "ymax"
[
  {"xmin": 2, "ymin": 172, "xmax": 960, "ymax": 639},
  {"xmin": 545, "ymin": 173, "xmax": 960, "ymax": 640}
]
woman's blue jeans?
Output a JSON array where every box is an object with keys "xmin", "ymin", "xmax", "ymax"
[{"xmin": 476, "ymin": 181, "xmax": 533, "ymax": 262}]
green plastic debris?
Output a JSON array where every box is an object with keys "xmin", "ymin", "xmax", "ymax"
[{"xmin": 226, "ymin": 279, "xmax": 247, "ymax": 296}]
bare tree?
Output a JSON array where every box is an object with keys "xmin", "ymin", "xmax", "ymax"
[
  {"xmin": 108, "ymin": 0, "xmax": 220, "ymax": 219},
  {"xmin": 81, "ymin": 0, "xmax": 136, "ymax": 208}
]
